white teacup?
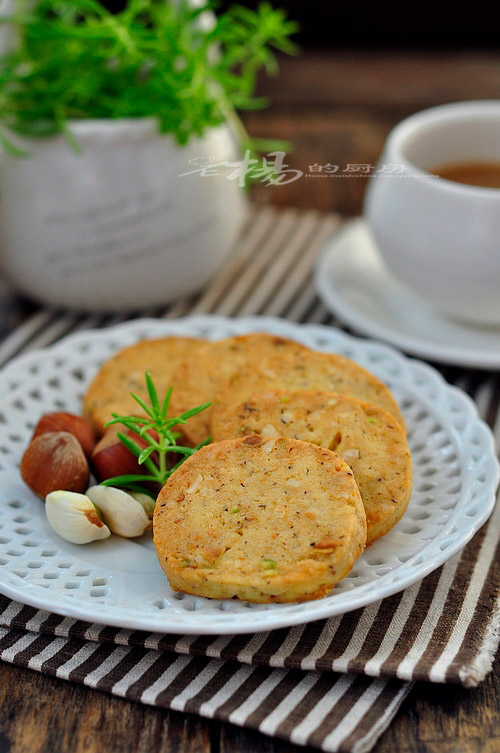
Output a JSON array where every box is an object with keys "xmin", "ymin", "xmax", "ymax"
[{"xmin": 364, "ymin": 100, "xmax": 500, "ymax": 327}]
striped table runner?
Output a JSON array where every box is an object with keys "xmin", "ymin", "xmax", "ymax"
[{"xmin": 1, "ymin": 205, "xmax": 499, "ymax": 753}]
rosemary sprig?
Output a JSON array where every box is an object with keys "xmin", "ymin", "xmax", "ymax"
[{"xmin": 100, "ymin": 371, "xmax": 212, "ymax": 497}]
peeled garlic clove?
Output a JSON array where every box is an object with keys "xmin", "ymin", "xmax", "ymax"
[
  {"xmin": 45, "ymin": 491, "xmax": 111, "ymax": 544},
  {"xmin": 86, "ymin": 485, "xmax": 151, "ymax": 538},
  {"xmin": 129, "ymin": 491, "xmax": 156, "ymax": 521}
]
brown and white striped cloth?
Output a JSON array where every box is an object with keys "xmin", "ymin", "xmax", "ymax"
[{"xmin": 1, "ymin": 206, "xmax": 499, "ymax": 753}]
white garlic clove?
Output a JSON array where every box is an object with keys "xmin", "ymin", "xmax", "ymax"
[
  {"xmin": 86, "ymin": 485, "xmax": 151, "ymax": 537},
  {"xmin": 129, "ymin": 491, "xmax": 156, "ymax": 521},
  {"xmin": 45, "ymin": 491, "xmax": 111, "ymax": 544}
]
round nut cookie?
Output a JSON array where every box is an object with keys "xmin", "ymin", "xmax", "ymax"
[
  {"xmin": 83, "ymin": 337, "xmax": 204, "ymax": 436},
  {"xmin": 212, "ymin": 390, "xmax": 412, "ymax": 545},
  {"xmin": 170, "ymin": 333, "xmax": 403, "ymax": 446},
  {"xmin": 169, "ymin": 334, "xmax": 313, "ymax": 446},
  {"xmin": 210, "ymin": 343, "xmax": 404, "ymax": 440},
  {"xmin": 154, "ymin": 435, "xmax": 367, "ymax": 603}
]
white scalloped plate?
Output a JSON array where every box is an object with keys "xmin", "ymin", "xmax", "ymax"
[{"xmin": 0, "ymin": 316, "xmax": 498, "ymax": 635}]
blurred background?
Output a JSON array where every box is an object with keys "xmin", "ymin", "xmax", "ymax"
[
  {"xmin": 106, "ymin": 0, "xmax": 500, "ymax": 47},
  {"xmin": 220, "ymin": 0, "xmax": 500, "ymax": 48},
  {"xmin": 101, "ymin": 0, "xmax": 500, "ymax": 213},
  {"xmin": 2, "ymin": 0, "xmax": 500, "ymax": 326}
]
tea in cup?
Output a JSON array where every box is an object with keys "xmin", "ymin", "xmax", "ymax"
[{"xmin": 364, "ymin": 100, "xmax": 500, "ymax": 327}]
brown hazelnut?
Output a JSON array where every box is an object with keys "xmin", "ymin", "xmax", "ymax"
[
  {"xmin": 20, "ymin": 431, "xmax": 90, "ymax": 499},
  {"xmin": 33, "ymin": 412, "xmax": 95, "ymax": 459},
  {"xmin": 90, "ymin": 425, "xmax": 158, "ymax": 482}
]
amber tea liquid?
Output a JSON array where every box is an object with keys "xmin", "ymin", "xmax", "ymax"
[{"xmin": 430, "ymin": 161, "xmax": 500, "ymax": 188}]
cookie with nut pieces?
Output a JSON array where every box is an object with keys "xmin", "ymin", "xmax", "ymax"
[
  {"xmin": 170, "ymin": 333, "xmax": 404, "ymax": 446},
  {"xmin": 169, "ymin": 333, "xmax": 305, "ymax": 446},
  {"xmin": 154, "ymin": 434, "xmax": 367, "ymax": 603},
  {"xmin": 83, "ymin": 337, "xmax": 204, "ymax": 436},
  {"xmin": 212, "ymin": 390, "xmax": 412, "ymax": 545}
]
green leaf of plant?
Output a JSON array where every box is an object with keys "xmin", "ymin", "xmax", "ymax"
[
  {"xmin": 116, "ymin": 432, "xmax": 159, "ymax": 474},
  {"xmin": 163, "ymin": 429, "xmax": 178, "ymax": 445},
  {"xmin": 130, "ymin": 393, "xmax": 154, "ymax": 418},
  {"xmin": 115, "ymin": 482, "xmax": 157, "ymax": 498},
  {"xmin": 138, "ymin": 445, "xmax": 156, "ymax": 465},
  {"xmin": 176, "ymin": 401, "xmax": 213, "ymax": 421},
  {"xmin": 0, "ymin": 0, "xmax": 298, "ymax": 151},
  {"xmin": 101, "ymin": 474, "xmax": 158, "ymax": 485},
  {"xmin": 162, "ymin": 445, "xmax": 195, "ymax": 456},
  {"xmin": 97, "ymin": 372, "xmax": 214, "ymax": 496},
  {"xmin": 193, "ymin": 436, "xmax": 213, "ymax": 451},
  {"xmin": 145, "ymin": 370, "xmax": 160, "ymax": 413},
  {"xmin": 161, "ymin": 385, "xmax": 173, "ymax": 418}
]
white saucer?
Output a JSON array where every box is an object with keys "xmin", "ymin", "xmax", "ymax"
[{"xmin": 314, "ymin": 219, "xmax": 500, "ymax": 369}]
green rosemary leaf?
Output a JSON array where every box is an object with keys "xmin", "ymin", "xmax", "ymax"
[
  {"xmin": 116, "ymin": 432, "xmax": 159, "ymax": 475},
  {"xmin": 101, "ymin": 474, "xmax": 158, "ymax": 485},
  {"xmin": 161, "ymin": 386, "xmax": 173, "ymax": 419},
  {"xmin": 176, "ymin": 401, "xmax": 213, "ymax": 422},
  {"xmin": 103, "ymin": 417, "xmax": 124, "ymax": 427},
  {"xmin": 161, "ymin": 429, "xmax": 178, "ymax": 446},
  {"xmin": 115, "ymin": 482, "xmax": 156, "ymax": 498},
  {"xmin": 168, "ymin": 455, "xmax": 190, "ymax": 475},
  {"xmin": 129, "ymin": 392, "xmax": 154, "ymax": 418},
  {"xmin": 138, "ymin": 445, "xmax": 156, "ymax": 465},
  {"xmin": 138, "ymin": 423, "xmax": 157, "ymax": 438},
  {"xmin": 99, "ymin": 372, "xmax": 212, "ymax": 494},
  {"xmin": 115, "ymin": 432, "xmax": 143, "ymax": 458},
  {"xmin": 162, "ymin": 445, "xmax": 196, "ymax": 456},
  {"xmin": 104, "ymin": 416, "xmax": 149, "ymax": 434},
  {"xmin": 145, "ymin": 371, "xmax": 160, "ymax": 414},
  {"xmin": 193, "ymin": 436, "xmax": 213, "ymax": 451}
]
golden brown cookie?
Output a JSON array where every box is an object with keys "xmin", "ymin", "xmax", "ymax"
[
  {"xmin": 169, "ymin": 334, "xmax": 310, "ymax": 446},
  {"xmin": 83, "ymin": 337, "xmax": 204, "ymax": 436},
  {"xmin": 170, "ymin": 333, "xmax": 404, "ymax": 446},
  {"xmin": 154, "ymin": 435, "xmax": 367, "ymax": 603},
  {"xmin": 212, "ymin": 390, "xmax": 412, "ymax": 545}
]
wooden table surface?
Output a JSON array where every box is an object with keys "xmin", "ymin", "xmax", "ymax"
[{"xmin": 1, "ymin": 50, "xmax": 500, "ymax": 753}]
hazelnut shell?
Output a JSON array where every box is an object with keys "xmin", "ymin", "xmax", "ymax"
[
  {"xmin": 90, "ymin": 425, "xmax": 159, "ymax": 482},
  {"xmin": 33, "ymin": 412, "xmax": 95, "ymax": 459},
  {"xmin": 21, "ymin": 431, "xmax": 90, "ymax": 499}
]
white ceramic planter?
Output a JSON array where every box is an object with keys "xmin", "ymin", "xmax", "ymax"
[{"xmin": 0, "ymin": 119, "xmax": 248, "ymax": 311}]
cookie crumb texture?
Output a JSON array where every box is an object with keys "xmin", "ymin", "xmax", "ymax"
[
  {"xmin": 213, "ymin": 390, "xmax": 412, "ymax": 545},
  {"xmin": 83, "ymin": 337, "xmax": 204, "ymax": 436},
  {"xmin": 154, "ymin": 436, "xmax": 366, "ymax": 603},
  {"xmin": 169, "ymin": 334, "xmax": 309, "ymax": 446}
]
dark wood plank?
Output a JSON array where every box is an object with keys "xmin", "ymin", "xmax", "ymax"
[
  {"xmin": 220, "ymin": 722, "xmax": 313, "ymax": 753},
  {"xmin": 2, "ymin": 654, "xmax": 499, "ymax": 753},
  {"xmin": 0, "ymin": 662, "xmax": 212, "ymax": 753},
  {"xmin": 376, "ymin": 661, "xmax": 500, "ymax": 752},
  {"xmin": 243, "ymin": 50, "xmax": 500, "ymax": 214},
  {"xmin": 243, "ymin": 110, "xmax": 393, "ymax": 214},
  {"xmin": 253, "ymin": 51, "xmax": 500, "ymax": 109}
]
